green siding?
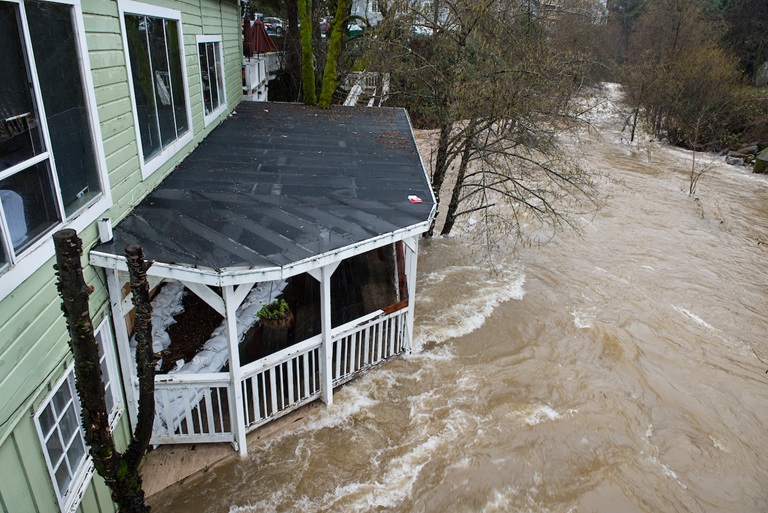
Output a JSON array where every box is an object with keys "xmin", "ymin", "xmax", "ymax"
[{"xmin": 0, "ymin": 0, "xmax": 243, "ymax": 510}]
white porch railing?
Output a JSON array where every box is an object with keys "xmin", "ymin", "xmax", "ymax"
[
  {"xmin": 150, "ymin": 373, "xmax": 232, "ymax": 445},
  {"xmin": 332, "ymin": 306, "xmax": 408, "ymax": 386},
  {"xmin": 147, "ymin": 304, "xmax": 409, "ymax": 446},
  {"xmin": 240, "ymin": 335, "xmax": 323, "ymax": 431}
]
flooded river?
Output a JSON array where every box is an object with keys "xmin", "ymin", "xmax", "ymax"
[{"xmin": 152, "ymin": 87, "xmax": 768, "ymax": 512}]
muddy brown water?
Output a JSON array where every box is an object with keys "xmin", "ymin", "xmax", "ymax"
[{"xmin": 152, "ymin": 89, "xmax": 768, "ymax": 512}]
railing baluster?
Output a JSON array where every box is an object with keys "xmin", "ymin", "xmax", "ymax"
[
  {"xmin": 162, "ymin": 389, "xmax": 174, "ymax": 436},
  {"xmin": 287, "ymin": 358, "xmax": 296, "ymax": 404},
  {"xmin": 269, "ymin": 368, "xmax": 278, "ymax": 415},
  {"xmin": 377, "ymin": 320, "xmax": 384, "ymax": 362},
  {"xmin": 203, "ymin": 389, "xmax": 215, "ymax": 433}
]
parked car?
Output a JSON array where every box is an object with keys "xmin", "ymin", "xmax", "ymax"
[
  {"xmin": 411, "ymin": 24, "xmax": 434, "ymax": 36},
  {"xmin": 347, "ymin": 20, "xmax": 364, "ymax": 37},
  {"xmin": 263, "ymin": 16, "xmax": 284, "ymax": 36},
  {"xmin": 319, "ymin": 17, "xmax": 330, "ymax": 37}
]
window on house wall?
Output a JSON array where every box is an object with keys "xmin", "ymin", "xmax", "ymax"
[
  {"xmin": 370, "ymin": 0, "xmax": 379, "ymax": 12},
  {"xmin": 122, "ymin": 1, "xmax": 191, "ymax": 178},
  {"xmin": 197, "ymin": 36, "xmax": 227, "ymax": 126},
  {"xmin": 0, "ymin": 0, "xmax": 105, "ymax": 277},
  {"xmin": 34, "ymin": 318, "xmax": 122, "ymax": 513}
]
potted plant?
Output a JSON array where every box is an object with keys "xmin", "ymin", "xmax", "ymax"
[{"xmin": 257, "ymin": 298, "xmax": 293, "ymax": 329}]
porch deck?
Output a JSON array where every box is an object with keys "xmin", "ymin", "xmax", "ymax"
[
  {"xmin": 90, "ymin": 102, "xmax": 435, "ymax": 456},
  {"xmin": 141, "ymin": 401, "xmax": 322, "ymax": 500}
]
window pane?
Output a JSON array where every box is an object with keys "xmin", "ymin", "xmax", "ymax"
[
  {"xmin": 198, "ymin": 43, "xmax": 212, "ymax": 115},
  {"xmin": 213, "ymin": 44, "xmax": 224, "ymax": 110},
  {"xmin": 147, "ymin": 19, "xmax": 177, "ymax": 148},
  {"xmin": 0, "ymin": 235, "xmax": 7, "ymax": 271},
  {"xmin": 26, "ymin": 0, "xmax": 101, "ymax": 218},
  {"xmin": 164, "ymin": 20, "xmax": 188, "ymax": 137},
  {"xmin": 100, "ymin": 356, "xmax": 115, "ymax": 414},
  {"xmin": 0, "ymin": 2, "xmax": 45, "ymax": 173},
  {"xmin": 46, "ymin": 432, "xmax": 64, "ymax": 467},
  {"xmin": 66, "ymin": 435, "xmax": 86, "ymax": 471},
  {"xmin": 125, "ymin": 15, "xmax": 161, "ymax": 161},
  {"xmin": 207, "ymin": 43, "xmax": 219, "ymax": 112},
  {"xmin": 59, "ymin": 403, "xmax": 78, "ymax": 444},
  {"xmin": 0, "ymin": 161, "xmax": 60, "ymax": 253},
  {"xmin": 52, "ymin": 378, "xmax": 72, "ymax": 416},
  {"xmin": 54, "ymin": 460, "xmax": 71, "ymax": 495},
  {"xmin": 39, "ymin": 404, "xmax": 56, "ymax": 436}
]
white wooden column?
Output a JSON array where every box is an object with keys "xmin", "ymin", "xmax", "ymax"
[
  {"xmin": 222, "ymin": 284, "xmax": 253, "ymax": 456},
  {"xmin": 309, "ymin": 261, "xmax": 340, "ymax": 405},
  {"xmin": 403, "ymin": 236, "xmax": 419, "ymax": 353},
  {"xmin": 106, "ymin": 268, "xmax": 139, "ymax": 431}
]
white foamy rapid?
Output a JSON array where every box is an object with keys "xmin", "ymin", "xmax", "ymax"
[{"xmin": 412, "ymin": 261, "xmax": 526, "ymax": 352}]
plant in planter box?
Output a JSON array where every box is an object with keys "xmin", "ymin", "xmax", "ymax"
[{"xmin": 257, "ymin": 298, "xmax": 293, "ymax": 329}]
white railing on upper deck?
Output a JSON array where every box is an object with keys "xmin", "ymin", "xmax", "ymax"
[
  {"xmin": 243, "ymin": 53, "xmax": 283, "ymax": 100},
  {"xmin": 240, "ymin": 335, "xmax": 323, "ymax": 432},
  {"xmin": 150, "ymin": 373, "xmax": 233, "ymax": 445}
]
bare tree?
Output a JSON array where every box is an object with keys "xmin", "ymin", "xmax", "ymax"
[
  {"xmin": 54, "ymin": 229, "xmax": 156, "ymax": 513},
  {"xmin": 366, "ymin": 0, "xmax": 598, "ymax": 240}
]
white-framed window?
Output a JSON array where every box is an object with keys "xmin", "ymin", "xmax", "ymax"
[
  {"xmin": 119, "ymin": 0, "xmax": 193, "ymax": 180},
  {"xmin": 34, "ymin": 318, "xmax": 123, "ymax": 513},
  {"xmin": 0, "ymin": 0, "xmax": 111, "ymax": 301},
  {"xmin": 196, "ymin": 35, "xmax": 227, "ymax": 127}
]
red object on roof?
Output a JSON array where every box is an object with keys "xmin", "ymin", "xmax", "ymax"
[{"xmin": 244, "ymin": 18, "xmax": 278, "ymax": 58}]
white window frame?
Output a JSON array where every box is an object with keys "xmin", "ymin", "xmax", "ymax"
[
  {"xmin": 196, "ymin": 34, "xmax": 228, "ymax": 127},
  {"xmin": 0, "ymin": 0, "xmax": 112, "ymax": 303},
  {"xmin": 118, "ymin": 0, "xmax": 194, "ymax": 180},
  {"xmin": 34, "ymin": 318, "xmax": 123, "ymax": 513}
]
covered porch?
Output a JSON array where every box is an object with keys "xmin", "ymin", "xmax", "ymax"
[{"xmin": 90, "ymin": 102, "xmax": 435, "ymax": 455}]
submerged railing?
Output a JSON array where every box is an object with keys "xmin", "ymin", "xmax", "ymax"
[
  {"xmin": 240, "ymin": 335, "xmax": 323, "ymax": 431},
  {"xmin": 332, "ymin": 307, "xmax": 408, "ymax": 386},
  {"xmin": 148, "ymin": 304, "xmax": 409, "ymax": 446},
  {"xmin": 150, "ymin": 373, "xmax": 232, "ymax": 445}
]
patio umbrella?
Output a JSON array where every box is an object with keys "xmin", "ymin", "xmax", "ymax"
[{"xmin": 243, "ymin": 18, "xmax": 278, "ymax": 59}]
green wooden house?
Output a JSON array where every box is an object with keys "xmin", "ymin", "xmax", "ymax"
[
  {"xmin": 0, "ymin": 0, "xmax": 243, "ymax": 510},
  {"xmin": 0, "ymin": 0, "xmax": 437, "ymax": 509}
]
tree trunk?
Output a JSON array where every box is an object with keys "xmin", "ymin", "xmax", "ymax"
[
  {"xmin": 425, "ymin": 122, "xmax": 453, "ymax": 237},
  {"xmin": 318, "ymin": 0, "xmax": 352, "ymax": 108},
  {"xmin": 298, "ymin": 0, "xmax": 316, "ymax": 104},
  {"xmin": 54, "ymin": 230, "xmax": 154, "ymax": 513},
  {"xmin": 440, "ymin": 122, "xmax": 475, "ymax": 236}
]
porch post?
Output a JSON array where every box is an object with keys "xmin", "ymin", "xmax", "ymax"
[
  {"xmin": 403, "ymin": 236, "xmax": 419, "ymax": 353},
  {"xmin": 223, "ymin": 285, "xmax": 248, "ymax": 456},
  {"xmin": 320, "ymin": 265, "xmax": 333, "ymax": 405},
  {"xmin": 309, "ymin": 262, "xmax": 339, "ymax": 405},
  {"xmin": 105, "ymin": 268, "xmax": 139, "ymax": 431}
]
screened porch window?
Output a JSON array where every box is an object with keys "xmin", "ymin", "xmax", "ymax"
[
  {"xmin": 124, "ymin": 10, "xmax": 190, "ymax": 165},
  {"xmin": 0, "ymin": 0, "xmax": 103, "ymax": 275}
]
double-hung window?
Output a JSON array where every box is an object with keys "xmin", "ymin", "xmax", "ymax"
[
  {"xmin": 0, "ymin": 0, "xmax": 108, "ymax": 294},
  {"xmin": 34, "ymin": 318, "xmax": 122, "ymax": 513},
  {"xmin": 197, "ymin": 35, "xmax": 227, "ymax": 126},
  {"xmin": 121, "ymin": 1, "xmax": 192, "ymax": 179}
]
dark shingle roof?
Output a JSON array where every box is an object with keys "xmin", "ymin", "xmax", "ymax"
[{"xmin": 94, "ymin": 102, "xmax": 434, "ymax": 271}]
